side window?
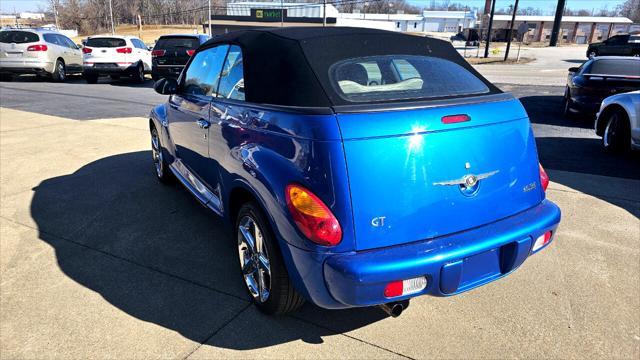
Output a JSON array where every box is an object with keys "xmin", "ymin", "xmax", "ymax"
[
  {"xmin": 43, "ymin": 33, "xmax": 60, "ymax": 46},
  {"xmin": 134, "ymin": 39, "xmax": 146, "ymax": 49},
  {"xmin": 392, "ymin": 59, "xmax": 420, "ymax": 80},
  {"xmin": 182, "ymin": 45, "xmax": 229, "ymax": 97},
  {"xmin": 60, "ymin": 35, "xmax": 76, "ymax": 49},
  {"xmin": 217, "ymin": 45, "xmax": 245, "ymax": 100}
]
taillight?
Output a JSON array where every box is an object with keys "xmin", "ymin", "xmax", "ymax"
[
  {"xmin": 82, "ymin": 47, "xmax": 92, "ymax": 54},
  {"xmin": 532, "ymin": 231, "xmax": 553, "ymax": 252},
  {"xmin": 27, "ymin": 44, "xmax": 48, "ymax": 52},
  {"xmin": 539, "ymin": 163, "xmax": 549, "ymax": 192},
  {"xmin": 151, "ymin": 49, "xmax": 165, "ymax": 57},
  {"xmin": 384, "ymin": 277, "xmax": 428, "ymax": 298},
  {"xmin": 116, "ymin": 47, "xmax": 132, "ymax": 54},
  {"xmin": 285, "ymin": 184, "xmax": 342, "ymax": 246},
  {"xmin": 186, "ymin": 49, "xmax": 195, "ymax": 56}
]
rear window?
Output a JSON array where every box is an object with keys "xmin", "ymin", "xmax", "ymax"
[
  {"xmin": 330, "ymin": 55, "xmax": 490, "ymax": 103},
  {"xmin": 86, "ymin": 37, "xmax": 126, "ymax": 48},
  {"xmin": 0, "ymin": 31, "xmax": 39, "ymax": 44},
  {"xmin": 155, "ymin": 37, "xmax": 199, "ymax": 50},
  {"xmin": 589, "ymin": 59, "xmax": 640, "ymax": 76}
]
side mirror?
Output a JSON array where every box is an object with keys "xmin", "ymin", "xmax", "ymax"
[
  {"xmin": 154, "ymin": 78, "xmax": 178, "ymax": 95},
  {"xmin": 568, "ymin": 67, "xmax": 579, "ymax": 73},
  {"xmin": 76, "ymin": 44, "xmax": 83, "ymax": 49},
  {"xmin": 148, "ymin": 46, "xmax": 153, "ymax": 51}
]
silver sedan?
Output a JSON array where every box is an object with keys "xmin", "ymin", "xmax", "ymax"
[{"xmin": 595, "ymin": 90, "xmax": 640, "ymax": 153}]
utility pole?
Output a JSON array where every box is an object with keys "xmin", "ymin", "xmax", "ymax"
[
  {"xmin": 483, "ymin": 0, "xmax": 496, "ymax": 58},
  {"xmin": 280, "ymin": 0, "xmax": 284, "ymax": 27},
  {"xmin": 51, "ymin": 1, "xmax": 59, "ymax": 29},
  {"xmin": 108, "ymin": 0, "xmax": 115, "ymax": 34},
  {"xmin": 504, "ymin": 0, "xmax": 520, "ymax": 61},
  {"xmin": 323, "ymin": 0, "xmax": 327, "ymax": 27},
  {"xmin": 549, "ymin": 0, "xmax": 566, "ymax": 46},
  {"xmin": 208, "ymin": 0, "xmax": 211, "ymax": 35}
]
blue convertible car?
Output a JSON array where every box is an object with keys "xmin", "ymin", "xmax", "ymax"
[{"xmin": 150, "ymin": 27, "xmax": 561, "ymax": 316}]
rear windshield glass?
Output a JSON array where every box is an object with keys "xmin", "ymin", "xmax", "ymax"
[
  {"xmin": 589, "ymin": 59, "xmax": 640, "ymax": 76},
  {"xmin": 86, "ymin": 37, "xmax": 126, "ymax": 48},
  {"xmin": 155, "ymin": 37, "xmax": 199, "ymax": 50},
  {"xmin": 0, "ymin": 31, "xmax": 39, "ymax": 44},
  {"xmin": 329, "ymin": 55, "xmax": 490, "ymax": 103}
]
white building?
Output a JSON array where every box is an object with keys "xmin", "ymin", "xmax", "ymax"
[
  {"xmin": 339, "ymin": 10, "xmax": 477, "ymax": 33},
  {"xmin": 19, "ymin": 12, "xmax": 45, "ymax": 20}
]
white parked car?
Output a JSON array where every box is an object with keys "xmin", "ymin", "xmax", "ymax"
[
  {"xmin": 0, "ymin": 28, "xmax": 83, "ymax": 81},
  {"xmin": 82, "ymin": 35, "xmax": 151, "ymax": 84},
  {"xmin": 595, "ymin": 90, "xmax": 640, "ymax": 153}
]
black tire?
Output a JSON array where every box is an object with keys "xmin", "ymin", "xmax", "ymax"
[
  {"xmin": 51, "ymin": 59, "xmax": 66, "ymax": 82},
  {"xmin": 151, "ymin": 73, "xmax": 159, "ymax": 82},
  {"xmin": 602, "ymin": 109, "xmax": 631, "ymax": 153},
  {"xmin": 236, "ymin": 202, "xmax": 305, "ymax": 315},
  {"xmin": 0, "ymin": 73, "xmax": 13, "ymax": 82},
  {"xmin": 84, "ymin": 73, "xmax": 98, "ymax": 84},
  {"xmin": 150, "ymin": 125, "xmax": 174, "ymax": 184},
  {"xmin": 563, "ymin": 89, "xmax": 575, "ymax": 118},
  {"xmin": 132, "ymin": 63, "xmax": 145, "ymax": 84}
]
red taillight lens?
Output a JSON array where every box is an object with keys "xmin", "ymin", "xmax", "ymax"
[
  {"xmin": 384, "ymin": 281, "xmax": 403, "ymax": 298},
  {"xmin": 285, "ymin": 184, "xmax": 342, "ymax": 246},
  {"xmin": 186, "ymin": 49, "xmax": 195, "ymax": 56},
  {"xmin": 27, "ymin": 44, "xmax": 48, "ymax": 51},
  {"xmin": 539, "ymin": 163, "xmax": 549, "ymax": 192},
  {"xmin": 151, "ymin": 49, "xmax": 165, "ymax": 57},
  {"xmin": 82, "ymin": 47, "xmax": 92, "ymax": 54},
  {"xmin": 116, "ymin": 47, "xmax": 132, "ymax": 54},
  {"xmin": 532, "ymin": 231, "xmax": 553, "ymax": 252},
  {"xmin": 441, "ymin": 114, "xmax": 471, "ymax": 124}
]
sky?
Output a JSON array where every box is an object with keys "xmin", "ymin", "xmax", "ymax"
[{"xmin": 0, "ymin": 0, "xmax": 630, "ymax": 15}]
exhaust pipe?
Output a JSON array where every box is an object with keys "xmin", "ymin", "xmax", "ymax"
[{"xmin": 378, "ymin": 300, "xmax": 410, "ymax": 318}]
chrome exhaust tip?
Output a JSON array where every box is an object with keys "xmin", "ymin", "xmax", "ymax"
[{"xmin": 378, "ymin": 300, "xmax": 410, "ymax": 318}]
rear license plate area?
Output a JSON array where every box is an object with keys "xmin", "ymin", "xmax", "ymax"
[
  {"xmin": 458, "ymin": 249, "xmax": 502, "ymax": 290},
  {"xmin": 95, "ymin": 63, "xmax": 117, "ymax": 69}
]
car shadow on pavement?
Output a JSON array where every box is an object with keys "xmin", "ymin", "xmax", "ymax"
[
  {"xmin": 29, "ymin": 151, "xmax": 386, "ymax": 348},
  {"xmin": 520, "ymin": 95, "xmax": 595, "ymax": 128}
]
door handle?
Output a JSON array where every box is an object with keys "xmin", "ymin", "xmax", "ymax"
[{"xmin": 196, "ymin": 119, "xmax": 210, "ymax": 129}]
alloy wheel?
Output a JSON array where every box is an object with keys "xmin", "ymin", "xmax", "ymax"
[
  {"xmin": 237, "ymin": 215, "xmax": 271, "ymax": 303},
  {"xmin": 603, "ymin": 113, "xmax": 619, "ymax": 148},
  {"xmin": 151, "ymin": 128, "xmax": 163, "ymax": 177},
  {"xmin": 57, "ymin": 62, "xmax": 65, "ymax": 81}
]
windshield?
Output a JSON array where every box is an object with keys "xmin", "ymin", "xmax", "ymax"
[
  {"xmin": 0, "ymin": 31, "xmax": 39, "ymax": 44},
  {"xmin": 589, "ymin": 59, "xmax": 640, "ymax": 76},
  {"xmin": 329, "ymin": 55, "xmax": 490, "ymax": 103},
  {"xmin": 86, "ymin": 37, "xmax": 126, "ymax": 48},
  {"xmin": 155, "ymin": 37, "xmax": 199, "ymax": 50}
]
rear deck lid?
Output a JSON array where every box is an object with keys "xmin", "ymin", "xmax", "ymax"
[
  {"xmin": 0, "ymin": 30, "xmax": 40, "ymax": 59},
  {"xmin": 84, "ymin": 37, "xmax": 129, "ymax": 61},
  {"xmin": 153, "ymin": 36, "xmax": 199, "ymax": 66},
  {"xmin": 337, "ymin": 95, "xmax": 543, "ymax": 251}
]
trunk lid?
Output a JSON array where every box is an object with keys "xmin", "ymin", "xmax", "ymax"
[
  {"xmin": 0, "ymin": 31, "xmax": 40, "ymax": 60},
  {"xmin": 84, "ymin": 37, "xmax": 129, "ymax": 62},
  {"xmin": 153, "ymin": 36, "xmax": 199, "ymax": 66},
  {"xmin": 337, "ymin": 95, "xmax": 543, "ymax": 251}
]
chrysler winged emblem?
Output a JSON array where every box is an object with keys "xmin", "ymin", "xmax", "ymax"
[{"xmin": 432, "ymin": 171, "xmax": 499, "ymax": 187}]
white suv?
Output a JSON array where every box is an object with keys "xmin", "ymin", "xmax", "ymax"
[
  {"xmin": 82, "ymin": 35, "xmax": 151, "ymax": 83},
  {"xmin": 0, "ymin": 28, "xmax": 83, "ymax": 81}
]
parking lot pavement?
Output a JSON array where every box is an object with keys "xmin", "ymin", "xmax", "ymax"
[
  {"xmin": 1, "ymin": 78, "xmax": 639, "ymax": 359},
  {"xmin": 466, "ymin": 45, "xmax": 589, "ymax": 86}
]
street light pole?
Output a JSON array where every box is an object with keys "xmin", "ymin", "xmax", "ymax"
[
  {"xmin": 208, "ymin": 0, "xmax": 211, "ymax": 35},
  {"xmin": 483, "ymin": 0, "xmax": 496, "ymax": 58},
  {"xmin": 323, "ymin": 0, "xmax": 327, "ymax": 27},
  {"xmin": 504, "ymin": 0, "xmax": 520, "ymax": 61}
]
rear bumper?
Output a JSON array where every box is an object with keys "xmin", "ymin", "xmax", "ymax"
[
  {"xmin": 571, "ymin": 95, "xmax": 604, "ymax": 113},
  {"xmin": 283, "ymin": 200, "xmax": 561, "ymax": 309},
  {"xmin": 152, "ymin": 64, "xmax": 184, "ymax": 79},
  {"xmin": 0, "ymin": 59, "xmax": 54, "ymax": 74},
  {"xmin": 83, "ymin": 62, "xmax": 137, "ymax": 74}
]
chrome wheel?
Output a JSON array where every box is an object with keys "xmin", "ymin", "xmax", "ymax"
[
  {"xmin": 151, "ymin": 128, "xmax": 163, "ymax": 177},
  {"xmin": 238, "ymin": 215, "xmax": 271, "ymax": 303},
  {"xmin": 603, "ymin": 112, "xmax": 619, "ymax": 148},
  {"xmin": 57, "ymin": 62, "xmax": 65, "ymax": 81}
]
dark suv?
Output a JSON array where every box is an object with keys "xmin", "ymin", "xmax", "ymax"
[
  {"xmin": 587, "ymin": 33, "xmax": 640, "ymax": 58},
  {"xmin": 151, "ymin": 34, "xmax": 210, "ymax": 80}
]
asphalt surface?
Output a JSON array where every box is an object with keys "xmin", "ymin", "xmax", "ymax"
[{"xmin": 1, "ymin": 74, "xmax": 639, "ymax": 359}]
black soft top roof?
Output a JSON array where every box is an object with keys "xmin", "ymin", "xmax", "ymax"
[{"xmin": 201, "ymin": 27, "xmax": 501, "ymax": 107}]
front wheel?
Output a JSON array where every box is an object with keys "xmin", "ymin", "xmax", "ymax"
[
  {"xmin": 236, "ymin": 202, "xmax": 305, "ymax": 315},
  {"xmin": 602, "ymin": 109, "xmax": 631, "ymax": 153}
]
